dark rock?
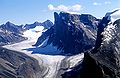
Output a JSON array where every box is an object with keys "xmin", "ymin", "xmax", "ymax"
[
  {"xmin": 0, "ymin": 47, "xmax": 46, "ymax": 78},
  {"xmin": 34, "ymin": 12, "xmax": 99, "ymax": 54},
  {"xmin": 23, "ymin": 20, "xmax": 53, "ymax": 30},
  {"xmin": 0, "ymin": 22, "xmax": 26, "ymax": 46},
  {"xmin": 62, "ymin": 12, "xmax": 120, "ymax": 78},
  {"xmin": 62, "ymin": 52, "xmax": 104, "ymax": 78},
  {"xmin": 92, "ymin": 16, "xmax": 111, "ymax": 53},
  {"xmin": 41, "ymin": 20, "xmax": 53, "ymax": 29},
  {"xmin": 0, "ymin": 21, "xmax": 23, "ymax": 34}
]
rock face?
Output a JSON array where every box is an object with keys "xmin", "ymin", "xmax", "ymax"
[
  {"xmin": 41, "ymin": 20, "xmax": 54, "ymax": 29},
  {"xmin": 0, "ymin": 47, "xmax": 45, "ymax": 78},
  {"xmin": 34, "ymin": 12, "xmax": 99, "ymax": 54},
  {"xmin": 62, "ymin": 11, "xmax": 120, "ymax": 78},
  {"xmin": 56, "ymin": 53, "xmax": 84, "ymax": 78},
  {"xmin": 0, "ymin": 21, "xmax": 23, "ymax": 34},
  {"xmin": 80, "ymin": 19, "xmax": 120, "ymax": 78},
  {"xmin": 0, "ymin": 22, "xmax": 26, "ymax": 46}
]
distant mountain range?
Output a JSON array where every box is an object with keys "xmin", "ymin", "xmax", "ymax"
[
  {"xmin": 23, "ymin": 20, "xmax": 53, "ymax": 30},
  {"xmin": 0, "ymin": 20, "xmax": 53, "ymax": 45}
]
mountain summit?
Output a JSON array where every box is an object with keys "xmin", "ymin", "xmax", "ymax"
[
  {"xmin": 23, "ymin": 20, "xmax": 53, "ymax": 30},
  {"xmin": 34, "ymin": 12, "xmax": 99, "ymax": 54},
  {"xmin": 0, "ymin": 20, "xmax": 53, "ymax": 46}
]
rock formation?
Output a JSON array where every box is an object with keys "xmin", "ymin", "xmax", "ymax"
[
  {"xmin": 62, "ymin": 10, "xmax": 120, "ymax": 78},
  {"xmin": 0, "ymin": 22, "xmax": 26, "ymax": 45},
  {"xmin": 34, "ymin": 12, "xmax": 99, "ymax": 54},
  {"xmin": 0, "ymin": 47, "xmax": 46, "ymax": 78},
  {"xmin": 23, "ymin": 20, "xmax": 53, "ymax": 30}
]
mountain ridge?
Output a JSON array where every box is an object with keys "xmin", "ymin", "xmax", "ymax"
[
  {"xmin": 61, "ymin": 9, "xmax": 120, "ymax": 78},
  {"xmin": 0, "ymin": 20, "xmax": 53, "ymax": 46},
  {"xmin": 0, "ymin": 10, "xmax": 120, "ymax": 78},
  {"xmin": 34, "ymin": 12, "xmax": 99, "ymax": 54}
]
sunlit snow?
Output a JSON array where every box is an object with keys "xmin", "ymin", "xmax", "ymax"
[
  {"xmin": 23, "ymin": 26, "xmax": 44, "ymax": 39},
  {"xmin": 103, "ymin": 9, "xmax": 120, "ymax": 43},
  {"xmin": 111, "ymin": 9, "xmax": 120, "ymax": 23},
  {"xmin": 3, "ymin": 26, "xmax": 65, "ymax": 78}
]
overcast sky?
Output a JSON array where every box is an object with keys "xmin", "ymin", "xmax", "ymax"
[{"xmin": 0, "ymin": 0, "xmax": 120, "ymax": 24}]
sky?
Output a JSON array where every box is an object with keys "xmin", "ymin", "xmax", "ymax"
[{"xmin": 0, "ymin": 0, "xmax": 120, "ymax": 25}]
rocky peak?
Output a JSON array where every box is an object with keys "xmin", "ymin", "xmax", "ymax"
[
  {"xmin": 34, "ymin": 21, "xmax": 40, "ymax": 25},
  {"xmin": 43, "ymin": 20, "xmax": 53, "ymax": 23},
  {"xmin": 62, "ymin": 10, "xmax": 120, "ymax": 78},
  {"xmin": 80, "ymin": 14, "xmax": 99, "ymax": 29},
  {"xmin": 24, "ymin": 20, "xmax": 53, "ymax": 30},
  {"xmin": 5, "ymin": 21, "xmax": 14, "ymax": 26},
  {"xmin": 83, "ymin": 18, "xmax": 120, "ymax": 78},
  {"xmin": 54, "ymin": 12, "xmax": 98, "ymax": 34},
  {"xmin": 1, "ymin": 21, "xmax": 15, "ymax": 29},
  {"xmin": 0, "ymin": 21, "xmax": 22, "ymax": 34},
  {"xmin": 41, "ymin": 20, "xmax": 53, "ymax": 29},
  {"xmin": 0, "ymin": 22, "xmax": 26, "ymax": 45},
  {"xmin": 24, "ymin": 22, "xmax": 40, "ymax": 30},
  {"xmin": 53, "ymin": 12, "xmax": 99, "ymax": 54},
  {"xmin": 34, "ymin": 12, "xmax": 99, "ymax": 54}
]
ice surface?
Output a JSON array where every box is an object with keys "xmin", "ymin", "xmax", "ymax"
[{"xmin": 3, "ymin": 26, "xmax": 65, "ymax": 78}]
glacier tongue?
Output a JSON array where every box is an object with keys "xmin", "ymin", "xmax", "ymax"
[{"xmin": 3, "ymin": 26, "xmax": 65, "ymax": 78}]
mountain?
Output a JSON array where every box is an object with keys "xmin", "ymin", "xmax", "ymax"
[
  {"xmin": 0, "ymin": 20, "xmax": 53, "ymax": 46},
  {"xmin": 0, "ymin": 31, "xmax": 26, "ymax": 45},
  {"xmin": 34, "ymin": 12, "xmax": 99, "ymax": 54},
  {"xmin": 23, "ymin": 20, "xmax": 53, "ymax": 30},
  {"xmin": 62, "ymin": 10, "xmax": 120, "ymax": 78},
  {"xmin": 41, "ymin": 20, "xmax": 54, "ymax": 29},
  {"xmin": 0, "ymin": 21, "xmax": 23, "ymax": 34},
  {"xmin": 1, "ymin": 10, "xmax": 120, "ymax": 78},
  {"xmin": 0, "ymin": 22, "xmax": 26, "ymax": 45}
]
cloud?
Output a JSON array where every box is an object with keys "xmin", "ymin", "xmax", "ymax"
[
  {"xmin": 93, "ymin": 2, "xmax": 101, "ymax": 6},
  {"xmin": 48, "ymin": 4, "xmax": 55, "ymax": 10},
  {"xmin": 104, "ymin": 1, "xmax": 111, "ymax": 5},
  {"xmin": 93, "ymin": 1, "xmax": 111, "ymax": 6},
  {"xmin": 48, "ymin": 4, "xmax": 82, "ymax": 14}
]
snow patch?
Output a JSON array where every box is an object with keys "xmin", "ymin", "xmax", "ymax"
[
  {"xmin": 23, "ymin": 26, "xmax": 44, "ymax": 39},
  {"xmin": 111, "ymin": 9, "xmax": 120, "ymax": 23},
  {"xmin": 67, "ymin": 53, "xmax": 84, "ymax": 68}
]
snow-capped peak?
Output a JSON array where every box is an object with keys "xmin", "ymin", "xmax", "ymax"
[
  {"xmin": 110, "ymin": 9, "xmax": 120, "ymax": 23},
  {"xmin": 105, "ymin": 9, "xmax": 120, "ymax": 17}
]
